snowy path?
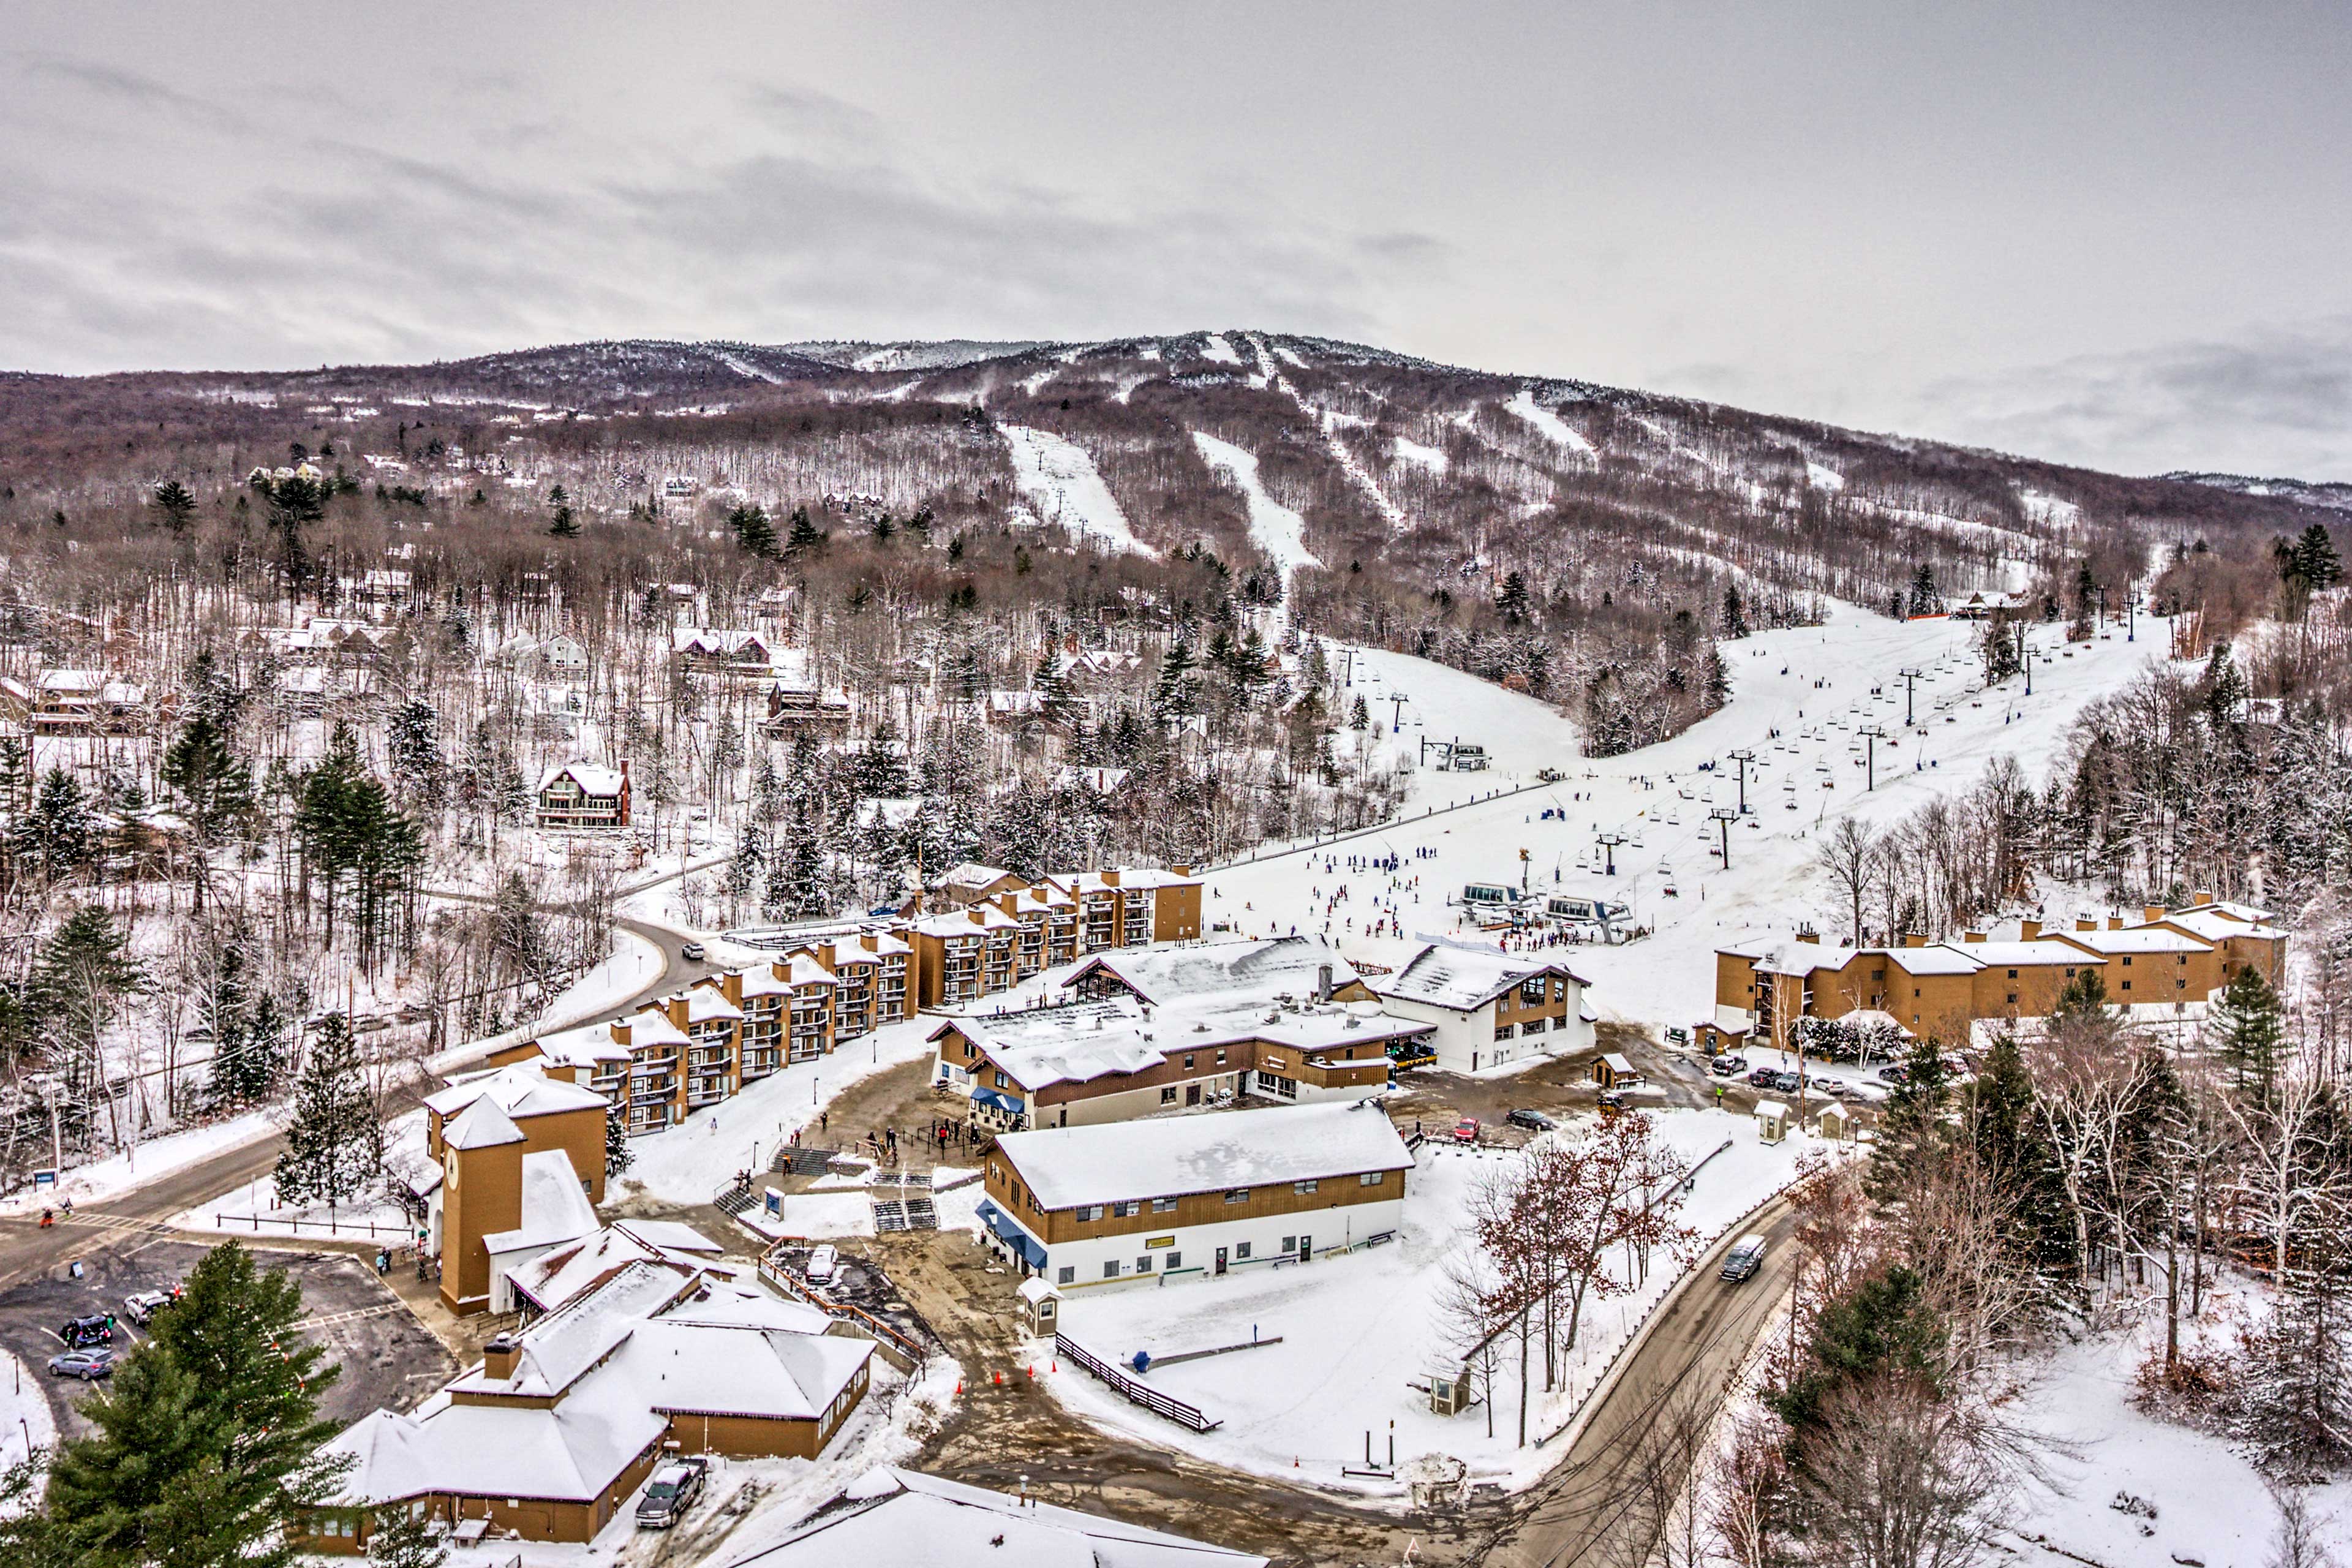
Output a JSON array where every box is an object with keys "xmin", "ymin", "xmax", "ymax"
[
  {"xmin": 1245, "ymin": 334, "xmax": 1410, "ymax": 533},
  {"xmin": 1503, "ymin": 388, "xmax": 1597, "ymax": 461},
  {"xmin": 1204, "ymin": 603, "xmax": 2169, "ymax": 1036},
  {"xmin": 999, "ymin": 425, "xmax": 1159, "ymax": 558}
]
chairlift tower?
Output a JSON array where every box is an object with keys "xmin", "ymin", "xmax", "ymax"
[
  {"xmin": 1595, "ymin": 832, "xmax": 1626, "ymax": 876},
  {"xmin": 1896, "ymin": 668, "xmax": 1923, "ymax": 726},
  {"xmin": 1727, "ymin": 747, "xmax": 1757, "ymax": 814},
  {"xmin": 1709, "ymin": 807, "xmax": 1739, "ymax": 869},
  {"xmin": 1858, "ymin": 724, "xmax": 1889, "ymax": 791}
]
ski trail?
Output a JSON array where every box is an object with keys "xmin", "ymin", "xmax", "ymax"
[
  {"xmin": 1244, "ymin": 334, "xmax": 1410, "ymax": 535},
  {"xmin": 1000, "ymin": 426, "xmax": 1160, "ymax": 558},
  {"xmin": 711, "ymin": 350, "xmax": 785, "ymax": 385},
  {"xmin": 1192, "ymin": 429, "xmax": 1319, "ymax": 640},
  {"xmin": 1503, "ymin": 388, "xmax": 1597, "ymax": 461}
]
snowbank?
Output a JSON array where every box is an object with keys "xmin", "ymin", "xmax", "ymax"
[
  {"xmin": 1042, "ymin": 1107, "xmax": 1822, "ymax": 1496},
  {"xmin": 0, "ymin": 1349, "xmax": 55, "ymax": 1512},
  {"xmin": 0, "ymin": 1109, "xmax": 279, "ymax": 1218}
]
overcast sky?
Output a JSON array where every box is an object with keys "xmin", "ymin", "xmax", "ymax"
[{"xmin": 4, "ymin": 2, "xmax": 2348, "ymax": 480}]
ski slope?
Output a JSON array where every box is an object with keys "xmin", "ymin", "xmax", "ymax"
[
  {"xmin": 1504, "ymin": 388, "xmax": 1598, "ymax": 460},
  {"xmin": 1206, "ymin": 604, "xmax": 2172, "ymax": 1041},
  {"xmin": 999, "ymin": 425, "xmax": 1159, "ymax": 558},
  {"xmin": 1192, "ymin": 431, "xmax": 1321, "ymax": 587}
]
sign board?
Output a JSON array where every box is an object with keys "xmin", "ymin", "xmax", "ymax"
[
  {"xmin": 1145, "ymin": 1235, "xmax": 1175, "ymax": 1249},
  {"xmin": 32, "ymin": 1169, "xmax": 56, "ymax": 1188}
]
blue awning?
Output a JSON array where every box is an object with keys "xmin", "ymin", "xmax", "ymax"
[
  {"xmin": 974, "ymin": 1199, "xmax": 1046, "ymax": 1268},
  {"xmin": 972, "ymin": 1087, "xmax": 1025, "ymax": 1114}
]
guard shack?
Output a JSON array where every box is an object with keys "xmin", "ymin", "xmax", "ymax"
[
  {"xmin": 1019, "ymin": 1276, "xmax": 1061, "ymax": 1338},
  {"xmin": 1590, "ymin": 1052, "xmax": 1638, "ymax": 1089},
  {"xmin": 1816, "ymin": 1102, "xmax": 1854, "ymax": 1142},
  {"xmin": 1755, "ymin": 1099, "xmax": 1790, "ymax": 1145}
]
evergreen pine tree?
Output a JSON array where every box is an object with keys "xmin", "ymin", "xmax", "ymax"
[
  {"xmin": 728, "ymin": 503, "xmax": 778, "ymax": 559},
  {"xmin": 1152, "ymin": 639, "xmax": 1199, "ymax": 726},
  {"xmin": 273, "ymin": 1015, "xmax": 382, "ymax": 1212},
  {"xmin": 31, "ymin": 903, "xmax": 146, "ymax": 1102},
  {"xmin": 2211, "ymin": 963, "xmax": 2286, "ymax": 1101},
  {"xmin": 43, "ymin": 1240, "xmax": 345, "ymax": 1568},
  {"xmin": 17, "ymin": 766, "xmax": 92, "ymax": 884},
  {"xmin": 1721, "ymin": 584, "xmax": 1749, "ymax": 638},
  {"xmin": 605, "ymin": 1101, "xmax": 635, "ymax": 1177},
  {"xmin": 367, "ymin": 1504, "xmax": 450, "ymax": 1568},
  {"xmin": 386, "ymin": 700, "xmax": 444, "ymax": 805},
  {"xmin": 152, "ymin": 478, "xmax": 198, "ymax": 534},
  {"xmin": 784, "ymin": 507, "xmax": 827, "ymax": 559},
  {"xmin": 1966, "ymin": 1033, "xmax": 2079, "ymax": 1280},
  {"xmin": 162, "ymin": 711, "xmax": 257, "ymax": 846},
  {"xmin": 1496, "ymin": 570, "xmax": 1531, "ymax": 622},
  {"xmin": 1350, "ymin": 693, "xmax": 1371, "ymax": 731}
]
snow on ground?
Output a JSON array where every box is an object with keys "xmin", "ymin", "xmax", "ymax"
[
  {"xmin": 618, "ymin": 1014, "xmax": 941, "ymax": 1207},
  {"xmin": 2019, "ymin": 489, "xmax": 2084, "ymax": 529},
  {"xmin": 998, "ymin": 426, "xmax": 1159, "ymax": 559},
  {"xmin": 1, "ymin": 1348, "xmax": 56, "ymax": 1511},
  {"xmin": 1199, "ymin": 333, "xmax": 1242, "ymax": 365},
  {"xmin": 0, "ymin": 1109, "xmax": 279, "ymax": 1218},
  {"xmin": 1392, "ymin": 435, "xmax": 1449, "ymax": 473},
  {"xmin": 175, "ymin": 1109, "xmax": 429, "ymax": 1239},
  {"xmin": 1191, "ymin": 431, "xmax": 1321, "ymax": 586},
  {"xmin": 1804, "ymin": 459, "xmax": 1845, "ymax": 491},
  {"xmin": 2010, "ymin": 1298, "xmax": 2348, "ymax": 1567},
  {"xmin": 1502, "ymin": 389, "xmax": 1597, "ymax": 460},
  {"xmin": 1039, "ymin": 1107, "xmax": 1828, "ymax": 1497},
  {"xmin": 1206, "ymin": 601, "xmax": 2169, "ymax": 1036},
  {"xmin": 1242, "ymin": 334, "xmax": 1409, "ymax": 534}
]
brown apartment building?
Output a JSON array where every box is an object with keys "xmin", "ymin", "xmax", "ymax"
[{"xmin": 1703, "ymin": 897, "xmax": 2287, "ymax": 1054}]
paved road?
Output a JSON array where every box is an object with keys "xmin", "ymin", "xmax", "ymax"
[
  {"xmin": 1483, "ymin": 1196, "xmax": 1801, "ymax": 1568},
  {"xmin": 0, "ymin": 894, "xmax": 713, "ymax": 1295}
]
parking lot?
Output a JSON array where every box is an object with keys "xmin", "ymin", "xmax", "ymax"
[{"xmin": 0, "ymin": 1237, "xmax": 454, "ymax": 1441}]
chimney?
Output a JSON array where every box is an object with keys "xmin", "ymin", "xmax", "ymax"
[
  {"xmin": 1962, "ymin": 930, "xmax": 1987, "ymax": 943},
  {"xmin": 968, "ymin": 909, "xmax": 984, "ymax": 926},
  {"xmin": 1905, "ymin": 933, "xmax": 1928, "ymax": 948},
  {"xmin": 2108, "ymin": 914, "xmax": 2125, "ymax": 931},
  {"xmin": 1316, "ymin": 963, "xmax": 1334, "ymax": 1004},
  {"xmin": 2076, "ymin": 917, "xmax": 2098, "ymax": 932},
  {"xmin": 2192, "ymin": 888, "xmax": 2212, "ymax": 908},
  {"xmin": 1172, "ymin": 864, "xmax": 1192, "ymax": 877},
  {"xmin": 2143, "ymin": 905, "xmax": 2166, "ymax": 925},
  {"xmin": 1102, "ymin": 870, "xmax": 1121, "ymax": 888},
  {"xmin": 483, "ymin": 1335, "xmax": 521, "ymax": 1381},
  {"xmin": 2021, "ymin": 919, "xmax": 2042, "ymax": 940},
  {"xmin": 1795, "ymin": 931, "xmax": 1820, "ymax": 945}
]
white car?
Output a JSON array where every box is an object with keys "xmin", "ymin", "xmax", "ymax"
[{"xmin": 805, "ymin": 1245, "xmax": 839, "ymax": 1285}]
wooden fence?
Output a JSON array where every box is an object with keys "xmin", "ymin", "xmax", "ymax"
[{"xmin": 1055, "ymin": 1333, "xmax": 1221, "ymax": 1432}]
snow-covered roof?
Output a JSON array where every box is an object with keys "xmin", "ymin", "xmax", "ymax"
[
  {"xmin": 2158, "ymin": 911, "xmax": 2286, "ymax": 943},
  {"xmin": 538, "ymin": 761, "xmax": 625, "ymax": 797},
  {"xmin": 427, "ymin": 1061, "xmax": 612, "ymax": 1123},
  {"xmin": 2055, "ymin": 927, "xmax": 2212, "ymax": 956},
  {"xmin": 997, "ymin": 1102, "xmax": 1411, "ymax": 1209},
  {"xmin": 442, "ymin": 1098, "xmax": 526, "ymax": 1150},
  {"xmin": 1882, "ymin": 945, "xmax": 1985, "ymax": 976},
  {"xmin": 679, "ymin": 986, "xmax": 744, "ymax": 1023},
  {"xmin": 738, "ymin": 1468, "xmax": 1268, "ymax": 1568},
  {"xmin": 36, "ymin": 669, "xmax": 104, "ymax": 694},
  {"xmin": 1061, "ymin": 936, "xmax": 1359, "ymax": 1009},
  {"xmin": 732, "ymin": 961, "xmax": 796, "ymax": 998},
  {"xmin": 530, "ymin": 1020, "xmax": 631, "ymax": 1067},
  {"xmin": 1374, "ymin": 943, "xmax": 1590, "ymax": 1012},
  {"xmin": 622, "ymin": 1006, "xmax": 690, "ymax": 1048},
  {"xmin": 2176, "ymin": 898, "xmax": 2278, "ymax": 924},
  {"xmin": 941, "ymin": 862, "xmax": 1014, "ymax": 888},
  {"xmin": 1947, "ymin": 940, "xmax": 2104, "ymax": 967},
  {"xmin": 483, "ymin": 1150, "xmax": 601, "ymax": 1257}
]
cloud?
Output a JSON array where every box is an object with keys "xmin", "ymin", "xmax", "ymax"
[{"xmin": 1912, "ymin": 317, "xmax": 2352, "ymax": 482}]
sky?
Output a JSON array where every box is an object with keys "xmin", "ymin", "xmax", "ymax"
[{"xmin": 3, "ymin": 2, "xmax": 2348, "ymax": 481}]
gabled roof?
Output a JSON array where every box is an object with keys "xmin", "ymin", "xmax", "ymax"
[
  {"xmin": 442, "ymin": 1098, "xmax": 526, "ymax": 1150},
  {"xmin": 538, "ymin": 761, "xmax": 625, "ymax": 797},
  {"xmin": 738, "ymin": 1467, "xmax": 1268, "ymax": 1568},
  {"xmin": 2158, "ymin": 911, "xmax": 2286, "ymax": 944},
  {"xmin": 1374, "ymin": 943, "xmax": 1591, "ymax": 1012},
  {"xmin": 2054, "ymin": 927, "xmax": 2212, "ymax": 956},
  {"xmin": 622, "ymin": 1006, "xmax": 690, "ymax": 1048},
  {"xmin": 483, "ymin": 1149, "xmax": 601, "ymax": 1257},
  {"xmin": 1945, "ymin": 940, "xmax": 2103, "ymax": 967},
  {"xmin": 1061, "ymin": 936, "xmax": 1357, "ymax": 1009},
  {"xmin": 997, "ymin": 1101, "xmax": 1411, "ymax": 1209},
  {"xmin": 427, "ymin": 1061, "xmax": 612, "ymax": 1123}
]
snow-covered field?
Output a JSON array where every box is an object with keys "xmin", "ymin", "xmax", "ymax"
[
  {"xmin": 1502, "ymin": 388, "xmax": 1597, "ymax": 460},
  {"xmin": 1039, "ymin": 1107, "xmax": 1830, "ymax": 1496},
  {"xmin": 1, "ymin": 1349, "xmax": 56, "ymax": 1512},
  {"xmin": 0, "ymin": 1109, "xmax": 279, "ymax": 1218},
  {"xmin": 999, "ymin": 425, "xmax": 1158, "ymax": 559},
  {"xmin": 173, "ymin": 1109, "xmax": 429, "ymax": 1240},
  {"xmin": 1208, "ymin": 601, "xmax": 2173, "ymax": 1035}
]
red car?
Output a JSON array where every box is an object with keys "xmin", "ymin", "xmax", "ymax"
[{"xmin": 1450, "ymin": 1117, "xmax": 1481, "ymax": 1145}]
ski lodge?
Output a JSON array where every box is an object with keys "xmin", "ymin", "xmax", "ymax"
[{"xmin": 1369, "ymin": 943, "xmax": 1596, "ymax": 1074}]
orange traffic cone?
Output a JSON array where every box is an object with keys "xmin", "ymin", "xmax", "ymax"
[
  {"xmin": 993, "ymin": 1369, "xmax": 1002, "ymax": 1385},
  {"xmin": 1051, "ymin": 1359, "xmax": 1058, "ymax": 1373},
  {"xmin": 954, "ymin": 1380, "xmax": 963, "ymax": 1396}
]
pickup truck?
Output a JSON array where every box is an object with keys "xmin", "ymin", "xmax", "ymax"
[{"xmin": 635, "ymin": 1456, "xmax": 709, "ymax": 1529}]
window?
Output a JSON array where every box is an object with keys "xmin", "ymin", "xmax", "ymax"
[
  {"xmin": 1152, "ymin": 1196, "xmax": 1177, "ymax": 1213},
  {"xmin": 1235, "ymin": 1241, "xmax": 1252, "ymax": 1259},
  {"xmin": 2007, "ymin": 993, "xmax": 2018, "ymax": 1005},
  {"xmin": 1160, "ymin": 1086, "xmax": 1178, "ymax": 1104},
  {"xmin": 1136, "ymin": 1256, "xmax": 1154, "ymax": 1272},
  {"xmin": 1224, "ymin": 1188, "xmax": 1248, "ymax": 1205},
  {"xmin": 993, "ymin": 1071, "xmax": 1008, "ymax": 1088},
  {"xmin": 2122, "ymin": 956, "xmax": 2133, "ymax": 967},
  {"xmin": 1494, "ymin": 1022, "xmax": 1516, "ymax": 1041},
  {"xmin": 1294, "ymin": 1179, "xmax": 1319, "ymax": 1194},
  {"xmin": 1281, "ymin": 1235, "xmax": 1298, "ymax": 1253},
  {"xmin": 2066, "ymin": 967, "xmax": 2077, "ymax": 978},
  {"xmin": 1103, "ymin": 1261, "xmax": 1120, "ymax": 1279},
  {"xmin": 1112, "ymin": 1200, "xmax": 1140, "ymax": 1218},
  {"xmin": 2007, "ymin": 968, "xmax": 2019, "ymax": 979},
  {"xmin": 1523, "ymin": 1016, "xmax": 1548, "ymax": 1034},
  {"xmin": 1164, "ymin": 1252, "xmax": 1181, "ymax": 1268},
  {"xmin": 1183, "ymin": 1053, "xmax": 1196, "ymax": 1069},
  {"xmin": 1077, "ymin": 1204, "xmax": 1103, "ymax": 1222},
  {"xmin": 2177, "ymin": 954, "xmax": 2188, "ymax": 965},
  {"xmin": 1216, "ymin": 1048, "xmax": 1227, "ymax": 1063},
  {"xmin": 1057, "ymin": 1265, "xmax": 1075, "ymax": 1284},
  {"xmin": 1359, "ymin": 1171, "xmax": 1384, "ymax": 1187},
  {"xmin": 2121, "ymin": 981, "xmax": 2133, "ymax": 992}
]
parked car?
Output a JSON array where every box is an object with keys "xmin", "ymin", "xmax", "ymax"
[
  {"xmin": 635, "ymin": 1457, "xmax": 707, "ymax": 1529},
  {"xmin": 1817, "ymin": 1078, "xmax": 1850, "ymax": 1098},
  {"xmin": 124, "ymin": 1290, "xmax": 175, "ymax": 1325},
  {"xmin": 678, "ymin": 941, "xmax": 706, "ymax": 962},
  {"xmin": 59, "ymin": 1314, "xmax": 111, "ymax": 1348},
  {"xmin": 1709, "ymin": 1054, "xmax": 1747, "ymax": 1077},
  {"xmin": 1746, "ymin": 1067, "xmax": 1779, "ymax": 1087},
  {"xmin": 1877, "ymin": 1063, "xmax": 1910, "ymax": 1085},
  {"xmin": 1721, "ymin": 1235, "xmax": 1769, "ymax": 1283},
  {"xmin": 1506, "ymin": 1109, "xmax": 1555, "ymax": 1133},
  {"xmin": 1771, "ymin": 1071, "xmax": 1804, "ymax": 1093},
  {"xmin": 48, "ymin": 1348, "xmax": 113, "ymax": 1380},
  {"xmin": 1449, "ymin": 1117, "xmax": 1481, "ymax": 1145},
  {"xmin": 805, "ymin": 1244, "xmax": 839, "ymax": 1286}
]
